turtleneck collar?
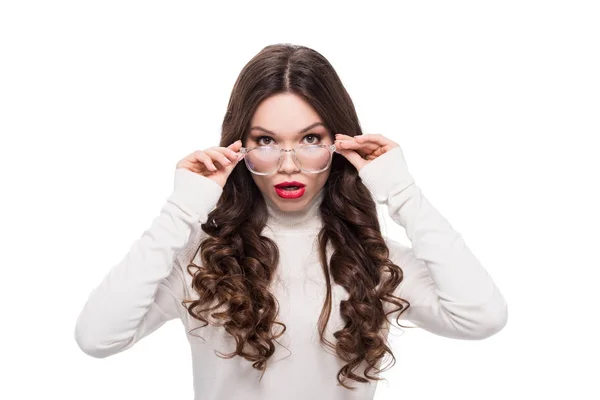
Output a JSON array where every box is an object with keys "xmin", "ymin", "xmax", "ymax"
[{"xmin": 262, "ymin": 187, "xmax": 325, "ymax": 234}]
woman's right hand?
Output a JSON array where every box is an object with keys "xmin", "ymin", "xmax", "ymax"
[{"xmin": 175, "ymin": 139, "xmax": 244, "ymax": 188}]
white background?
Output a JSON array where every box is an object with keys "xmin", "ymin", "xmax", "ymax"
[{"xmin": 1, "ymin": 1, "xmax": 598, "ymax": 399}]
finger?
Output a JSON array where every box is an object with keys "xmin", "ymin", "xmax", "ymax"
[
  {"xmin": 355, "ymin": 133, "xmax": 396, "ymax": 147},
  {"xmin": 193, "ymin": 150, "xmax": 218, "ymax": 171},
  {"xmin": 356, "ymin": 135, "xmax": 400, "ymax": 154},
  {"xmin": 227, "ymin": 140, "xmax": 245, "ymax": 161},
  {"xmin": 204, "ymin": 148, "xmax": 234, "ymax": 168},
  {"xmin": 213, "ymin": 145, "xmax": 242, "ymax": 163},
  {"xmin": 176, "ymin": 160, "xmax": 200, "ymax": 172},
  {"xmin": 335, "ymin": 134, "xmax": 369, "ymax": 148},
  {"xmin": 373, "ymin": 146, "xmax": 387, "ymax": 157},
  {"xmin": 177, "ymin": 155, "xmax": 211, "ymax": 174},
  {"xmin": 336, "ymin": 133, "xmax": 373, "ymax": 142},
  {"xmin": 227, "ymin": 139, "xmax": 243, "ymax": 151},
  {"xmin": 335, "ymin": 147, "xmax": 368, "ymax": 171},
  {"xmin": 335, "ymin": 138, "xmax": 377, "ymax": 152}
]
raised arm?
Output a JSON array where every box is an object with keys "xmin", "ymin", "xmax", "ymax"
[
  {"xmin": 74, "ymin": 168, "xmax": 223, "ymax": 357},
  {"xmin": 359, "ymin": 146, "xmax": 508, "ymax": 340}
]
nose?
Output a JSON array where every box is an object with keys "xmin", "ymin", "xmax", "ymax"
[{"xmin": 277, "ymin": 149, "xmax": 301, "ymax": 174}]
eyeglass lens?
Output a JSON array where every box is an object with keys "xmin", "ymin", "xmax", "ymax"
[{"xmin": 245, "ymin": 146, "xmax": 331, "ymax": 174}]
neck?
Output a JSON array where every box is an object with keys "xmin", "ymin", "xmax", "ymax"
[{"xmin": 263, "ymin": 188, "xmax": 325, "ymax": 233}]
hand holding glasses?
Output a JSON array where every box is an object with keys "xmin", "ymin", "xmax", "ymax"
[{"xmin": 175, "ymin": 140, "xmax": 245, "ymax": 188}]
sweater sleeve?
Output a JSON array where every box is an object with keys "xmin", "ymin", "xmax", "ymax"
[
  {"xmin": 358, "ymin": 146, "xmax": 508, "ymax": 340},
  {"xmin": 74, "ymin": 168, "xmax": 223, "ymax": 357}
]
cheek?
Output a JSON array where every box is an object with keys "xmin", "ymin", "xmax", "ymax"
[
  {"xmin": 311, "ymin": 171, "xmax": 330, "ymax": 190},
  {"xmin": 251, "ymin": 175, "xmax": 272, "ymax": 192}
]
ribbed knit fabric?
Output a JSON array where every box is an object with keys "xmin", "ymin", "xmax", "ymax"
[
  {"xmin": 263, "ymin": 184, "xmax": 325, "ymax": 233},
  {"xmin": 74, "ymin": 146, "xmax": 508, "ymax": 400}
]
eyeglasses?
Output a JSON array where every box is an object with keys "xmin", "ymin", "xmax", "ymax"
[{"xmin": 239, "ymin": 144, "xmax": 337, "ymax": 176}]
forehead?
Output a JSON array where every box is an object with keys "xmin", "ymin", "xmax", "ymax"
[{"xmin": 249, "ymin": 93, "xmax": 326, "ymax": 136}]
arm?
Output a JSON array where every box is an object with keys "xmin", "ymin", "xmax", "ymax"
[
  {"xmin": 358, "ymin": 146, "xmax": 508, "ymax": 340},
  {"xmin": 74, "ymin": 168, "xmax": 223, "ymax": 357}
]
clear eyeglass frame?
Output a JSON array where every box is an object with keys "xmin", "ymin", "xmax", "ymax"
[{"xmin": 239, "ymin": 143, "xmax": 337, "ymax": 176}]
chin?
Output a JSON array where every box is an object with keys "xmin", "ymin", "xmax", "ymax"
[{"xmin": 272, "ymin": 194, "xmax": 310, "ymax": 209}]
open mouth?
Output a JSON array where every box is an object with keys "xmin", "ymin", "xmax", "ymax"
[
  {"xmin": 275, "ymin": 181, "xmax": 306, "ymax": 190},
  {"xmin": 274, "ymin": 183, "xmax": 306, "ymax": 199}
]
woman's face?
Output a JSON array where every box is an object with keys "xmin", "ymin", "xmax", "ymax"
[{"xmin": 243, "ymin": 92, "xmax": 334, "ymax": 212}]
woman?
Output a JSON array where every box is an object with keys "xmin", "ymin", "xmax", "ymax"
[{"xmin": 74, "ymin": 43, "xmax": 508, "ymax": 399}]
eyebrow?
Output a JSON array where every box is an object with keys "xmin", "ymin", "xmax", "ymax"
[{"xmin": 249, "ymin": 122, "xmax": 327, "ymax": 136}]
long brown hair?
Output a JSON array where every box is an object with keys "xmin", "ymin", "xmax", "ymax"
[{"xmin": 181, "ymin": 43, "xmax": 412, "ymax": 390}]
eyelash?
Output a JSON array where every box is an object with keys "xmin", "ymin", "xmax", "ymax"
[{"xmin": 255, "ymin": 134, "xmax": 323, "ymax": 146}]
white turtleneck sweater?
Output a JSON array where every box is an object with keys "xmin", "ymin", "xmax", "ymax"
[{"xmin": 74, "ymin": 146, "xmax": 508, "ymax": 400}]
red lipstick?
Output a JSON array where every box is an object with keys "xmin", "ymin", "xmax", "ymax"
[{"xmin": 274, "ymin": 181, "xmax": 306, "ymax": 199}]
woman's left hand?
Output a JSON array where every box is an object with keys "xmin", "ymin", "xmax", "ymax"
[{"xmin": 334, "ymin": 133, "xmax": 400, "ymax": 172}]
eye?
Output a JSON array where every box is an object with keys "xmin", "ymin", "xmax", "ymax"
[
  {"xmin": 255, "ymin": 134, "xmax": 323, "ymax": 146},
  {"xmin": 256, "ymin": 135, "xmax": 274, "ymax": 146},
  {"xmin": 303, "ymin": 134, "xmax": 322, "ymax": 145}
]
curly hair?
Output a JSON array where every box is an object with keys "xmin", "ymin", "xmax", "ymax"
[{"xmin": 180, "ymin": 43, "xmax": 414, "ymax": 390}]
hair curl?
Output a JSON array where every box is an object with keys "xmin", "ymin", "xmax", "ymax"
[{"xmin": 180, "ymin": 43, "xmax": 414, "ymax": 390}]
